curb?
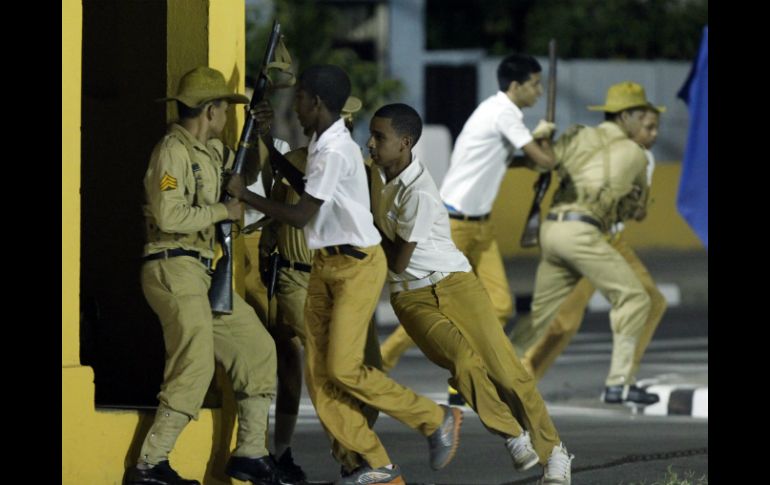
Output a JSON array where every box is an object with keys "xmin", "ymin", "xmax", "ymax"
[{"xmin": 640, "ymin": 384, "xmax": 708, "ymax": 418}]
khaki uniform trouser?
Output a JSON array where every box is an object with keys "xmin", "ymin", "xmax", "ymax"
[
  {"xmin": 244, "ymin": 231, "xmax": 270, "ymax": 325},
  {"xmin": 391, "ymin": 271, "xmax": 560, "ymax": 464},
  {"xmin": 520, "ymin": 233, "xmax": 667, "ymax": 380},
  {"xmin": 449, "ymin": 218, "xmax": 514, "ymax": 326},
  {"xmin": 381, "ymin": 217, "xmax": 515, "ymax": 371},
  {"xmin": 528, "ymin": 221, "xmax": 651, "ymax": 386},
  {"xmin": 304, "ymin": 245, "xmax": 443, "ymax": 468},
  {"xmin": 140, "ymin": 256, "xmax": 277, "ymax": 460},
  {"xmin": 273, "ymin": 264, "xmax": 384, "ymax": 469}
]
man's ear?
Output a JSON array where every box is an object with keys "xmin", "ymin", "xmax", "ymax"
[
  {"xmin": 402, "ymin": 135, "xmax": 414, "ymax": 151},
  {"xmin": 205, "ymin": 102, "xmax": 216, "ymax": 120}
]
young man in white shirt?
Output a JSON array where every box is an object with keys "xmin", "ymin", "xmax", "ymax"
[
  {"xmin": 368, "ymin": 103, "xmax": 573, "ymax": 485},
  {"xmin": 227, "ymin": 65, "xmax": 463, "ymax": 485},
  {"xmin": 439, "ymin": 53, "xmax": 556, "ymax": 328}
]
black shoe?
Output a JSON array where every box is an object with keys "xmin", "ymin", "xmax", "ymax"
[
  {"xmin": 226, "ymin": 455, "xmax": 280, "ymax": 485},
  {"xmin": 602, "ymin": 384, "xmax": 659, "ymax": 405},
  {"xmin": 276, "ymin": 448, "xmax": 307, "ymax": 484},
  {"xmin": 447, "ymin": 385, "xmax": 465, "ymax": 406},
  {"xmin": 123, "ymin": 461, "xmax": 200, "ymax": 485}
]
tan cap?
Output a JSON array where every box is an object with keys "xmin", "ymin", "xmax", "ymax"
[
  {"xmin": 158, "ymin": 66, "xmax": 250, "ymax": 108},
  {"xmin": 587, "ymin": 81, "xmax": 666, "ymax": 113}
]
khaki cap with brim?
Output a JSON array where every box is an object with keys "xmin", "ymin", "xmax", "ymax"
[
  {"xmin": 157, "ymin": 66, "xmax": 250, "ymax": 108},
  {"xmin": 342, "ymin": 96, "xmax": 362, "ymax": 115},
  {"xmin": 587, "ymin": 81, "xmax": 666, "ymax": 114}
]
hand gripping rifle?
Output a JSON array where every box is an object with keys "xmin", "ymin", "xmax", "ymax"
[
  {"xmin": 208, "ymin": 21, "xmax": 283, "ymax": 314},
  {"xmin": 520, "ymin": 39, "xmax": 557, "ymax": 248}
]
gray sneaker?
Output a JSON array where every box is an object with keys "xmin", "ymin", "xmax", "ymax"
[
  {"xmin": 426, "ymin": 404, "xmax": 463, "ymax": 470},
  {"xmin": 505, "ymin": 431, "xmax": 540, "ymax": 471},
  {"xmin": 541, "ymin": 442, "xmax": 573, "ymax": 485},
  {"xmin": 334, "ymin": 464, "xmax": 405, "ymax": 485}
]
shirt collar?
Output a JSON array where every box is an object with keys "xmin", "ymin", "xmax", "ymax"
[
  {"xmin": 169, "ymin": 123, "xmax": 210, "ymax": 153},
  {"xmin": 308, "ymin": 118, "xmax": 348, "ymax": 155},
  {"xmin": 495, "ymin": 91, "xmax": 523, "ymax": 118},
  {"xmin": 376, "ymin": 154, "xmax": 424, "ymax": 189}
]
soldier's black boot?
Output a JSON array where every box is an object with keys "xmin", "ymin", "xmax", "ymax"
[
  {"xmin": 123, "ymin": 460, "xmax": 200, "ymax": 485},
  {"xmin": 226, "ymin": 455, "xmax": 281, "ymax": 485},
  {"xmin": 275, "ymin": 447, "xmax": 307, "ymax": 484}
]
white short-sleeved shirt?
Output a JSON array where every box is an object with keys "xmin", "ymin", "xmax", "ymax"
[
  {"xmin": 440, "ymin": 91, "xmax": 533, "ymax": 216},
  {"xmin": 372, "ymin": 156, "xmax": 471, "ymax": 282},
  {"xmin": 303, "ymin": 118, "xmax": 381, "ymax": 249},
  {"xmin": 244, "ymin": 138, "xmax": 291, "ymax": 226},
  {"xmin": 612, "ymin": 149, "xmax": 656, "ymax": 234}
]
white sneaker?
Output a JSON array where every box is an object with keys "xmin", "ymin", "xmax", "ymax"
[
  {"xmin": 505, "ymin": 430, "xmax": 540, "ymax": 471},
  {"xmin": 541, "ymin": 442, "xmax": 573, "ymax": 484}
]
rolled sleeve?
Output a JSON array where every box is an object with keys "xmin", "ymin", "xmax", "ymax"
[
  {"xmin": 396, "ymin": 190, "xmax": 437, "ymax": 244},
  {"xmin": 496, "ymin": 110, "xmax": 533, "ymax": 149}
]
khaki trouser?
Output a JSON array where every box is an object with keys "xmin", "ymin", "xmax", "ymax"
[
  {"xmin": 380, "ymin": 324, "xmax": 414, "ymax": 372},
  {"xmin": 449, "ymin": 218, "xmax": 514, "ymax": 326},
  {"xmin": 140, "ymin": 256, "xmax": 276, "ymax": 461},
  {"xmin": 391, "ymin": 271, "xmax": 560, "ymax": 464},
  {"xmin": 520, "ymin": 234, "xmax": 667, "ymax": 380},
  {"xmin": 304, "ymin": 245, "xmax": 444, "ymax": 468},
  {"xmin": 528, "ymin": 220, "xmax": 651, "ymax": 386},
  {"xmin": 244, "ymin": 231, "xmax": 270, "ymax": 325},
  {"xmin": 273, "ymin": 264, "xmax": 384, "ymax": 469}
]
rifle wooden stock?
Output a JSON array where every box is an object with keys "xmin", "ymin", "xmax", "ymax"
[
  {"xmin": 209, "ymin": 20, "xmax": 283, "ymax": 314},
  {"xmin": 519, "ymin": 39, "xmax": 557, "ymax": 248}
]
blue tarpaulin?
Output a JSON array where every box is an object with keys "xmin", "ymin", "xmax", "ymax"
[{"xmin": 676, "ymin": 26, "xmax": 708, "ymax": 249}]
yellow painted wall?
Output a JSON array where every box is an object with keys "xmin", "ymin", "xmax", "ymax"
[
  {"xmin": 492, "ymin": 162, "xmax": 702, "ymax": 258},
  {"xmin": 64, "ymin": 2, "xmax": 252, "ymax": 483},
  {"xmin": 209, "ymin": 0, "xmax": 249, "ymax": 297},
  {"xmin": 62, "ymin": 0, "xmax": 81, "ymax": 368}
]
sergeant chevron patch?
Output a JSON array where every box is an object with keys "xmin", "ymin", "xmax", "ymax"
[{"xmin": 160, "ymin": 172, "xmax": 178, "ymax": 191}]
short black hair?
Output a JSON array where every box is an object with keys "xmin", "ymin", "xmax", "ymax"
[
  {"xmin": 298, "ymin": 65, "xmax": 351, "ymax": 114},
  {"xmin": 177, "ymin": 99, "xmax": 224, "ymax": 120},
  {"xmin": 373, "ymin": 103, "xmax": 423, "ymax": 145},
  {"xmin": 497, "ymin": 53, "xmax": 541, "ymax": 91}
]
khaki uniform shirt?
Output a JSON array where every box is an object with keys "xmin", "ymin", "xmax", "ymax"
[
  {"xmin": 551, "ymin": 121, "xmax": 648, "ymax": 229},
  {"xmin": 142, "ymin": 123, "xmax": 232, "ymax": 259},
  {"xmin": 261, "ymin": 147, "xmax": 314, "ymax": 264}
]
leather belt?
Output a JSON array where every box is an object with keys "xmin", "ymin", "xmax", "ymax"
[
  {"xmin": 278, "ymin": 257, "xmax": 312, "ymax": 273},
  {"xmin": 448, "ymin": 212, "xmax": 491, "ymax": 222},
  {"xmin": 143, "ymin": 248, "xmax": 213, "ymax": 270},
  {"xmin": 546, "ymin": 212, "xmax": 604, "ymax": 231},
  {"xmin": 322, "ymin": 244, "xmax": 367, "ymax": 260},
  {"xmin": 390, "ymin": 271, "xmax": 449, "ymax": 294}
]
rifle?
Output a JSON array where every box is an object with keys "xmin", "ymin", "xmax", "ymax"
[
  {"xmin": 209, "ymin": 20, "xmax": 283, "ymax": 314},
  {"xmin": 262, "ymin": 134, "xmax": 306, "ymax": 194},
  {"xmin": 520, "ymin": 39, "xmax": 557, "ymax": 248}
]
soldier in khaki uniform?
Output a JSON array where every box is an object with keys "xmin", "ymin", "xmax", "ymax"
[
  {"xmin": 512, "ymin": 81, "xmax": 660, "ymax": 406},
  {"xmin": 254, "ymin": 96, "xmax": 384, "ymax": 479},
  {"xmin": 227, "ymin": 65, "xmax": 463, "ymax": 485},
  {"xmin": 518, "ymin": 105, "xmax": 667, "ymax": 384},
  {"xmin": 368, "ymin": 103, "xmax": 573, "ymax": 485},
  {"xmin": 123, "ymin": 67, "xmax": 280, "ymax": 485}
]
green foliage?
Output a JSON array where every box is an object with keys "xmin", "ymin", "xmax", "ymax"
[
  {"xmin": 525, "ymin": 0, "xmax": 708, "ymax": 59},
  {"xmin": 246, "ymin": 0, "xmax": 402, "ymax": 119}
]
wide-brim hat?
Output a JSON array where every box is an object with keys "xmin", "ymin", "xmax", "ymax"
[
  {"xmin": 158, "ymin": 66, "xmax": 250, "ymax": 108},
  {"xmin": 587, "ymin": 81, "xmax": 666, "ymax": 113},
  {"xmin": 342, "ymin": 96, "xmax": 362, "ymax": 115}
]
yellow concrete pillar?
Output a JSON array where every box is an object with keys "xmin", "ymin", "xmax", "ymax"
[
  {"xmin": 208, "ymin": 0, "xmax": 249, "ymax": 298},
  {"xmin": 62, "ymin": 0, "xmax": 82, "ymax": 368}
]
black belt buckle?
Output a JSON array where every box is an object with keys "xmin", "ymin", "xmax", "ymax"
[
  {"xmin": 324, "ymin": 245, "xmax": 366, "ymax": 260},
  {"xmin": 448, "ymin": 212, "xmax": 489, "ymax": 222}
]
